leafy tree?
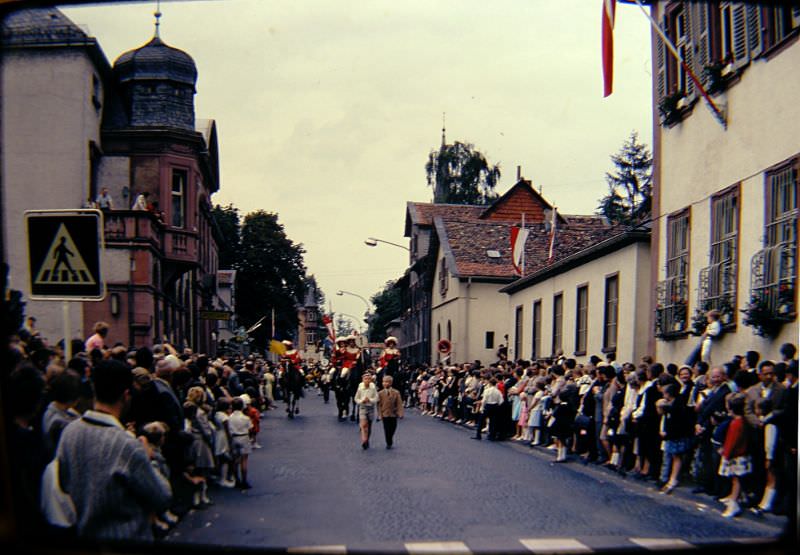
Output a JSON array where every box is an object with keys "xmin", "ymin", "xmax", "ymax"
[
  {"xmin": 211, "ymin": 204, "xmax": 241, "ymax": 270},
  {"xmin": 597, "ymin": 131, "xmax": 653, "ymax": 225},
  {"xmin": 334, "ymin": 314, "xmax": 354, "ymax": 337},
  {"xmin": 426, "ymin": 141, "xmax": 501, "ymax": 205},
  {"xmin": 236, "ymin": 211, "xmax": 307, "ymax": 347},
  {"xmin": 367, "ymin": 280, "xmax": 402, "ymax": 343}
]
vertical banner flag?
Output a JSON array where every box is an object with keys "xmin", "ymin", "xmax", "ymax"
[
  {"xmin": 602, "ymin": 0, "xmax": 616, "ymax": 97},
  {"xmin": 510, "ymin": 226, "xmax": 530, "ymax": 276},
  {"xmin": 547, "ymin": 207, "xmax": 558, "ymax": 262},
  {"xmin": 322, "ymin": 314, "xmax": 335, "ymax": 343}
]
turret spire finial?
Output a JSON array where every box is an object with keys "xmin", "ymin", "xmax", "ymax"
[
  {"xmin": 441, "ymin": 112, "xmax": 446, "ymax": 147},
  {"xmin": 154, "ymin": 0, "xmax": 162, "ymax": 38}
]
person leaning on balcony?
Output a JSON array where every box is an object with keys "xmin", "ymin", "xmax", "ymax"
[
  {"xmin": 94, "ymin": 187, "xmax": 113, "ymax": 211},
  {"xmin": 132, "ymin": 191, "xmax": 150, "ymax": 210},
  {"xmin": 700, "ymin": 310, "xmax": 722, "ymax": 364}
]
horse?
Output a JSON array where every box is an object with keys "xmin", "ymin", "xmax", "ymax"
[
  {"xmin": 280, "ymin": 363, "xmax": 304, "ymax": 419},
  {"xmin": 332, "ymin": 366, "xmax": 351, "ymax": 421},
  {"xmin": 347, "ymin": 359, "xmax": 365, "ymax": 422}
]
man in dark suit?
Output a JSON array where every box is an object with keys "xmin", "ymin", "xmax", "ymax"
[{"xmin": 692, "ymin": 366, "xmax": 731, "ymax": 495}]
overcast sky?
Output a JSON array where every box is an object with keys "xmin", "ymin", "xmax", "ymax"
[{"xmin": 62, "ymin": 0, "xmax": 654, "ymax": 325}]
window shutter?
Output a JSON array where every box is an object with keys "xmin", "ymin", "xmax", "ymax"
[
  {"xmin": 692, "ymin": 3, "xmax": 710, "ymax": 88},
  {"xmin": 732, "ymin": 3, "xmax": 748, "ymax": 70},
  {"xmin": 656, "ymin": 15, "xmax": 667, "ymax": 101},
  {"xmin": 682, "ymin": 3, "xmax": 696, "ymax": 101},
  {"xmin": 746, "ymin": 5, "xmax": 763, "ymax": 59}
]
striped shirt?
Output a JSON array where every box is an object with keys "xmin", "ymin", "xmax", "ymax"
[{"xmin": 57, "ymin": 410, "xmax": 171, "ymax": 542}]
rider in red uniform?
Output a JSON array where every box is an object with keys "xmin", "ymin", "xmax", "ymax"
[
  {"xmin": 342, "ymin": 335, "xmax": 361, "ymax": 371},
  {"xmin": 379, "ymin": 336, "xmax": 400, "ymax": 369},
  {"xmin": 280, "ymin": 339, "xmax": 302, "ymax": 371}
]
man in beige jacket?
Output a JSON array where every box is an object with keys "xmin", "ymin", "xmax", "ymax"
[{"xmin": 377, "ymin": 375, "xmax": 404, "ymax": 449}]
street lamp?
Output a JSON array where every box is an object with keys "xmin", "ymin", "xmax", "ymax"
[
  {"xmin": 336, "ymin": 290, "xmax": 371, "ymax": 313},
  {"xmin": 364, "ymin": 237, "xmax": 410, "ymax": 251}
]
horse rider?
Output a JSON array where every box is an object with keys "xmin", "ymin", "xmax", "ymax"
[
  {"xmin": 331, "ymin": 337, "xmax": 351, "ymax": 421},
  {"xmin": 377, "ymin": 336, "xmax": 401, "ymax": 389}
]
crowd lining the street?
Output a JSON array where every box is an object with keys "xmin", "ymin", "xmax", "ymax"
[{"xmin": 4, "ymin": 313, "xmax": 797, "ymax": 546}]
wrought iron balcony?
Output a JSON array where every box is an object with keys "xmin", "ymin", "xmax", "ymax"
[
  {"xmin": 655, "ymin": 275, "xmax": 689, "ymax": 339},
  {"xmin": 694, "ymin": 260, "xmax": 737, "ymax": 332},
  {"xmin": 745, "ymin": 241, "xmax": 797, "ymax": 335}
]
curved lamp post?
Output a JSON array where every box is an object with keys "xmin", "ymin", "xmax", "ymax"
[{"xmin": 364, "ymin": 237, "xmax": 410, "ymax": 251}]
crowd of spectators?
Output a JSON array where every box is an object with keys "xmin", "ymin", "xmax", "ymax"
[
  {"xmin": 5, "ymin": 320, "xmax": 277, "ymax": 543},
  {"xmin": 398, "ymin": 344, "xmax": 797, "ymax": 522}
]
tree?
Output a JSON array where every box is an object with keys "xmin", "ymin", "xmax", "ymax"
[
  {"xmin": 211, "ymin": 204, "xmax": 241, "ymax": 270},
  {"xmin": 367, "ymin": 280, "xmax": 402, "ymax": 343},
  {"xmin": 236, "ymin": 211, "xmax": 307, "ymax": 348},
  {"xmin": 597, "ymin": 131, "xmax": 653, "ymax": 225},
  {"xmin": 334, "ymin": 314, "xmax": 354, "ymax": 337},
  {"xmin": 426, "ymin": 141, "xmax": 501, "ymax": 205}
]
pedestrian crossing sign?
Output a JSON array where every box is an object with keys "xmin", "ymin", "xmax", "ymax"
[{"xmin": 25, "ymin": 210, "xmax": 104, "ymax": 300}]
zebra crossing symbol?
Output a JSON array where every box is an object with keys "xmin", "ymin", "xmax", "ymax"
[
  {"xmin": 34, "ymin": 224, "xmax": 96, "ymax": 285},
  {"xmin": 26, "ymin": 209, "xmax": 104, "ymax": 300}
]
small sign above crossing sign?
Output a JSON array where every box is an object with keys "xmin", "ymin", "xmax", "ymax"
[{"xmin": 25, "ymin": 210, "xmax": 105, "ymax": 300}]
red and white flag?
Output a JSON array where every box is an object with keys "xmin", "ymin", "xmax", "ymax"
[
  {"xmin": 602, "ymin": 0, "xmax": 616, "ymax": 97},
  {"xmin": 322, "ymin": 314, "xmax": 335, "ymax": 343},
  {"xmin": 510, "ymin": 226, "xmax": 530, "ymax": 276}
]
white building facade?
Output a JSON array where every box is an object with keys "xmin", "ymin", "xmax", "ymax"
[
  {"xmin": 650, "ymin": 2, "xmax": 798, "ymax": 363},
  {"xmin": 502, "ymin": 232, "xmax": 651, "ymax": 365}
]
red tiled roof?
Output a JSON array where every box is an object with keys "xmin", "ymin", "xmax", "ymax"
[
  {"xmin": 409, "ymin": 202, "xmax": 485, "ymax": 227},
  {"xmin": 436, "ymin": 216, "xmax": 617, "ymax": 279}
]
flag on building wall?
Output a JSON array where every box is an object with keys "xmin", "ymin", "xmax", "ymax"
[
  {"xmin": 510, "ymin": 226, "xmax": 530, "ymax": 276},
  {"xmin": 602, "ymin": 0, "xmax": 616, "ymax": 97}
]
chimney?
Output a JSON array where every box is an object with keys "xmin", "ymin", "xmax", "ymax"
[{"xmin": 517, "ymin": 166, "xmax": 521, "ymax": 181}]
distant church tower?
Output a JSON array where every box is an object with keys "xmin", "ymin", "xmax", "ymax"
[
  {"xmin": 113, "ymin": 11, "xmax": 197, "ymax": 130},
  {"xmin": 433, "ymin": 113, "xmax": 449, "ymax": 204}
]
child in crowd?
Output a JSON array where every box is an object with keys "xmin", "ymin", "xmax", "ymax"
[
  {"xmin": 718, "ymin": 393, "xmax": 751, "ymax": 518},
  {"xmin": 183, "ymin": 402, "xmax": 214, "ymax": 508},
  {"xmin": 752, "ymin": 398, "xmax": 779, "ymax": 515},
  {"xmin": 528, "ymin": 379, "xmax": 548, "ymax": 446},
  {"xmin": 228, "ymin": 396, "xmax": 254, "ymax": 489},
  {"xmin": 213, "ymin": 398, "xmax": 236, "ymax": 488},
  {"xmin": 243, "ymin": 388, "xmax": 262, "ymax": 449},
  {"xmin": 141, "ymin": 421, "xmax": 179, "ymax": 533}
]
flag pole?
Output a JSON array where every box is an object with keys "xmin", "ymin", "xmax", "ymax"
[
  {"xmin": 632, "ymin": 0, "xmax": 727, "ymax": 128},
  {"xmin": 521, "ymin": 213, "xmax": 526, "ymax": 276}
]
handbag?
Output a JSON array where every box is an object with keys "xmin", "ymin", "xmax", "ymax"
[{"xmin": 40, "ymin": 458, "xmax": 76, "ymax": 528}]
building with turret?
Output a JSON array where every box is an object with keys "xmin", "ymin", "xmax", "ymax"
[{"xmin": 2, "ymin": 7, "xmax": 223, "ymax": 351}]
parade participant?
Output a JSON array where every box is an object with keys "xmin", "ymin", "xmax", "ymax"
[
  {"xmin": 354, "ymin": 373, "xmax": 378, "ymax": 449},
  {"xmin": 379, "ymin": 336, "xmax": 401, "ymax": 371},
  {"xmin": 377, "ymin": 375, "xmax": 404, "ymax": 449},
  {"xmin": 331, "ymin": 337, "xmax": 351, "ymax": 420},
  {"xmin": 280, "ymin": 339, "xmax": 302, "ymax": 372},
  {"xmin": 331, "ymin": 336, "xmax": 347, "ymax": 369},
  {"xmin": 342, "ymin": 335, "xmax": 361, "ymax": 371},
  {"xmin": 343, "ymin": 335, "xmax": 364, "ymax": 421}
]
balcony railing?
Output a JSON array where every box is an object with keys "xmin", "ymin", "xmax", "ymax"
[
  {"xmin": 104, "ymin": 210, "xmax": 162, "ymax": 248},
  {"xmin": 745, "ymin": 241, "xmax": 797, "ymax": 333},
  {"xmin": 655, "ymin": 275, "xmax": 688, "ymax": 339},
  {"xmin": 693, "ymin": 260, "xmax": 737, "ymax": 333},
  {"xmin": 103, "ymin": 210, "xmax": 198, "ymax": 265}
]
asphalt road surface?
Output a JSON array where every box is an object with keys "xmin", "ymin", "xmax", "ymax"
[{"xmin": 167, "ymin": 391, "xmax": 786, "ymax": 553}]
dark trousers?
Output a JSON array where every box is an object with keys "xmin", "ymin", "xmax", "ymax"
[
  {"xmin": 485, "ymin": 404, "xmax": 501, "ymax": 440},
  {"xmin": 334, "ymin": 389, "xmax": 349, "ymax": 418},
  {"xmin": 474, "ymin": 410, "xmax": 486, "ymax": 439},
  {"xmin": 382, "ymin": 417, "xmax": 398, "ymax": 446}
]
